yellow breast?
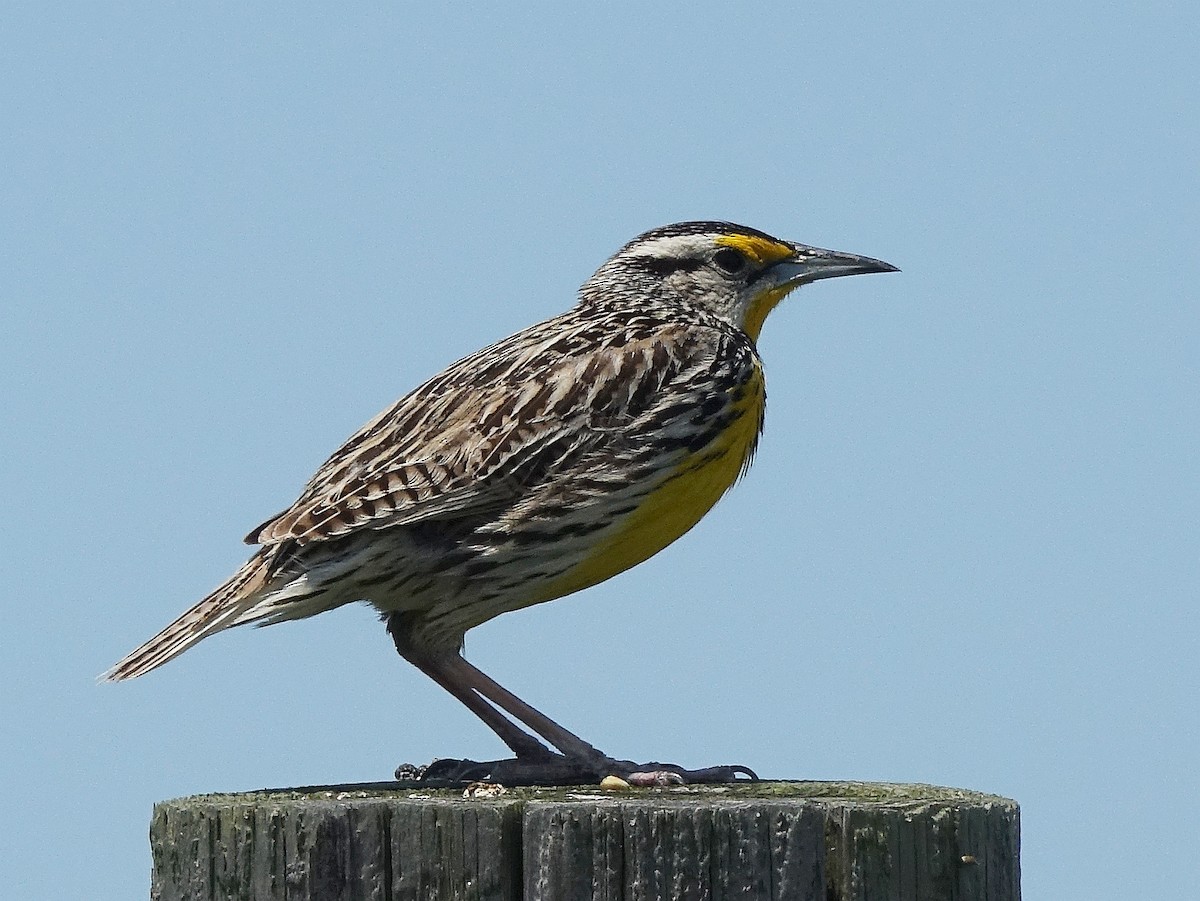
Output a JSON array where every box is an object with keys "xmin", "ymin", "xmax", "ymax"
[{"xmin": 540, "ymin": 366, "xmax": 766, "ymax": 601}]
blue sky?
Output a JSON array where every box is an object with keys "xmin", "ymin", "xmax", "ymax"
[{"xmin": 2, "ymin": 4, "xmax": 1196, "ymax": 898}]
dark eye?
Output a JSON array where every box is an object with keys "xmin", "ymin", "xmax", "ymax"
[{"xmin": 712, "ymin": 248, "xmax": 746, "ymax": 274}]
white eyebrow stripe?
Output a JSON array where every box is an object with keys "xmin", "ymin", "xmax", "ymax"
[{"xmin": 624, "ymin": 234, "xmax": 714, "ymax": 259}]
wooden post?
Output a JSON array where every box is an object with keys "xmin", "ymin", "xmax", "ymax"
[{"xmin": 150, "ymin": 781, "xmax": 1019, "ymax": 901}]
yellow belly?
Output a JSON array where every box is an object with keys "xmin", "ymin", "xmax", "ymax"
[{"xmin": 539, "ymin": 370, "xmax": 765, "ymax": 601}]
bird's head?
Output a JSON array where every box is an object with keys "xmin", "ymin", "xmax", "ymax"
[{"xmin": 581, "ymin": 221, "xmax": 898, "ymax": 341}]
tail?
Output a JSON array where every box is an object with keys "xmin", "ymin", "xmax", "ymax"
[{"xmin": 102, "ymin": 553, "xmax": 272, "ymax": 682}]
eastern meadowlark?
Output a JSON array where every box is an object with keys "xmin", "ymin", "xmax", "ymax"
[{"xmin": 105, "ymin": 221, "xmax": 896, "ymax": 783}]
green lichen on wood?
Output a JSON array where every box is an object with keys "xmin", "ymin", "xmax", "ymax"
[{"xmin": 164, "ymin": 779, "xmax": 1014, "ymax": 809}]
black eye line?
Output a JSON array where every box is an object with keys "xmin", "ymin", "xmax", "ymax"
[{"xmin": 630, "ymin": 256, "xmax": 705, "ymax": 277}]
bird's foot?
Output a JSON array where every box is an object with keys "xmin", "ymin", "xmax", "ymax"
[
  {"xmin": 621, "ymin": 762, "xmax": 760, "ymax": 784},
  {"xmin": 394, "ymin": 755, "xmax": 757, "ymax": 788}
]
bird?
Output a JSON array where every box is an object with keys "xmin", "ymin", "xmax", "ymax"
[{"xmin": 105, "ymin": 221, "xmax": 897, "ymax": 784}]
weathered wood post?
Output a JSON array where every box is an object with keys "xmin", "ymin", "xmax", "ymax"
[{"xmin": 150, "ymin": 781, "xmax": 1019, "ymax": 900}]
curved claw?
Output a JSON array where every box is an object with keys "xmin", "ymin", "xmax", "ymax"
[{"xmin": 680, "ymin": 764, "xmax": 759, "ymax": 783}]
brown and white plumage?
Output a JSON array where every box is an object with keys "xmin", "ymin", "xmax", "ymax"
[{"xmin": 104, "ymin": 221, "xmax": 896, "ymax": 781}]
